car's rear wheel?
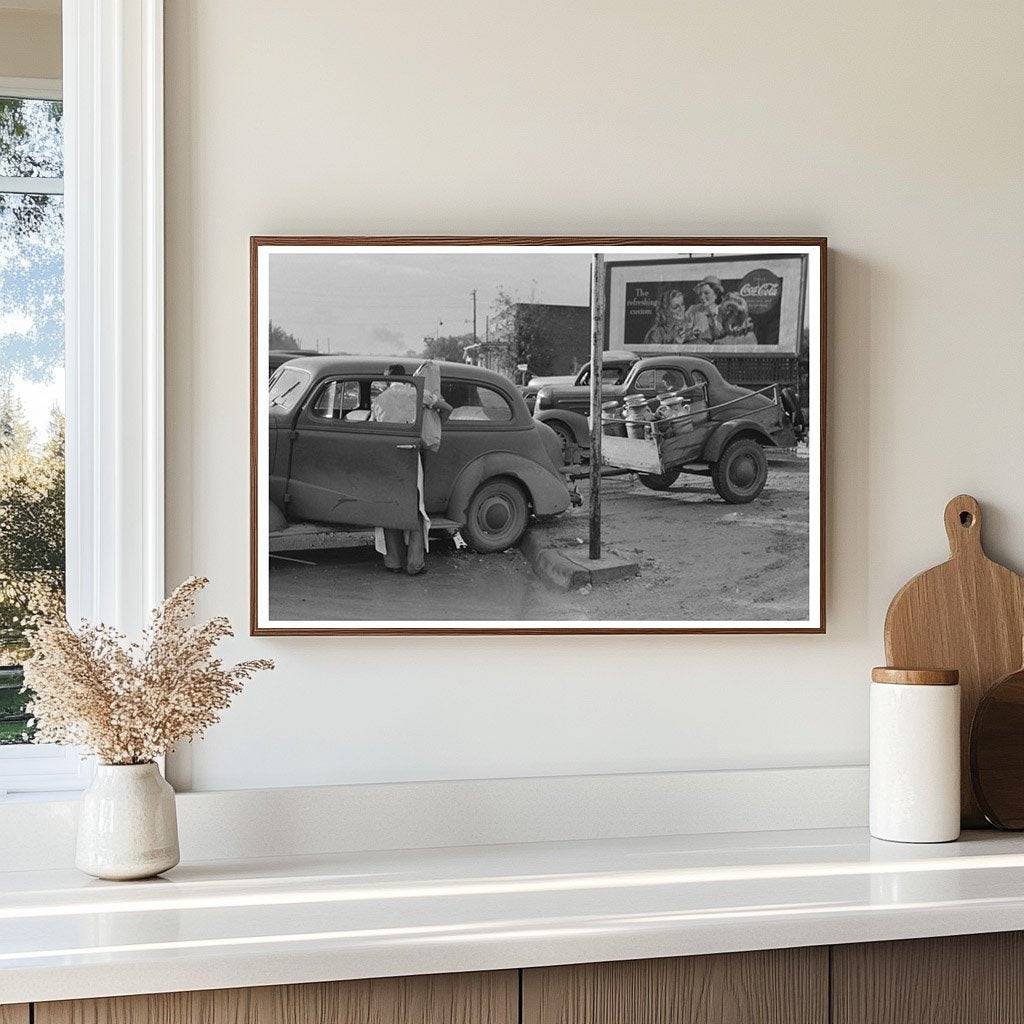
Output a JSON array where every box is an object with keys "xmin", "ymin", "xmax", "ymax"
[
  {"xmin": 637, "ymin": 470, "xmax": 681, "ymax": 491},
  {"xmin": 462, "ymin": 477, "xmax": 530, "ymax": 553},
  {"xmin": 711, "ymin": 437, "xmax": 768, "ymax": 504}
]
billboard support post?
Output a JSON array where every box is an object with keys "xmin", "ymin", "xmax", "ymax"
[{"xmin": 588, "ymin": 253, "xmax": 605, "ymax": 561}]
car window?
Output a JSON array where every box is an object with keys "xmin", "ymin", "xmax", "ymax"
[
  {"xmin": 633, "ymin": 367, "xmax": 689, "ymax": 393},
  {"xmin": 441, "ymin": 380, "xmax": 513, "ymax": 424},
  {"xmin": 310, "ymin": 380, "xmax": 360, "ymax": 419},
  {"xmin": 269, "ymin": 367, "xmax": 310, "ymax": 412},
  {"xmin": 306, "ymin": 378, "xmax": 418, "ymax": 424},
  {"xmin": 577, "ymin": 365, "xmax": 628, "ymax": 386}
]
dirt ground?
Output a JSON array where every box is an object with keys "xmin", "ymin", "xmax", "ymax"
[
  {"xmin": 543, "ymin": 460, "xmax": 810, "ymax": 621},
  {"xmin": 267, "ymin": 458, "xmax": 810, "ymax": 624}
]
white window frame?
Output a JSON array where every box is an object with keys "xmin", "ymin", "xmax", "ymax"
[{"xmin": 0, "ymin": 0, "xmax": 165, "ymax": 798}]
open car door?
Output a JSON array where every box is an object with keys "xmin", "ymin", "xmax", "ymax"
[{"xmin": 285, "ymin": 374, "xmax": 423, "ymax": 530}]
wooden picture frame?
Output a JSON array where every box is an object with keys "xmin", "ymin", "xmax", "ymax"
[{"xmin": 251, "ymin": 237, "xmax": 827, "ymax": 635}]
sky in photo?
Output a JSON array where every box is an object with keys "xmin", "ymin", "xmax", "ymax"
[{"xmin": 267, "ymin": 251, "xmax": 593, "ymax": 355}]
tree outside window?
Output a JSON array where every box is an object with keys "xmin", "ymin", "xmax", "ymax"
[{"xmin": 0, "ymin": 95, "xmax": 65, "ymax": 744}]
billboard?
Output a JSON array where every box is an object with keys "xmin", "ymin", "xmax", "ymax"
[{"xmin": 607, "ymin": 253, "xmax": 807, "ymax": 356}]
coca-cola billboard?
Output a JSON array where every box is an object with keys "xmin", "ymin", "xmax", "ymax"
[
  {"xmin": 737, "ymin": 268, "xmax": 782, "ymax": 317},
  {"xmin": 609, "ymin": 253, "xmax": 807, "ymax": 357}
]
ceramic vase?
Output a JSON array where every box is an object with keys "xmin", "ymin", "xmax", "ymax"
[{"xmin": 76, "ymin": 762, "xmax": 180, "ymax": 880}]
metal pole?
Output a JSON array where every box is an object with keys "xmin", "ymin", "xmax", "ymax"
[
  {"xmin": 588, "ymin": 253, "xmax": 605, "ymax": 561},
  {"xmin": 471, "ymin": 289, "xmax": 477, "ymax": 344}
]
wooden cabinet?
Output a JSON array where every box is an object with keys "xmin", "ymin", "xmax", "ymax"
[
  {"xmin": 522, "ymin": 948, "xmax": 828, "ymax": 1024},
  {"xmin": 34, "ymin": 971, "xmax": 517, "ymax": 1024},
  {"xmin": 832, "ymin": 932, "xmax": 1024, "ymax": 1024},
  {"xmin": 22, "ymin": 932, "xmax": 1024, "ymax": 1024}
]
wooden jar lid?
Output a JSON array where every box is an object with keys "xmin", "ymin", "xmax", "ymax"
[{"xmin": 871, "ymin": 667, "xmax": 960, "ymax": 686}]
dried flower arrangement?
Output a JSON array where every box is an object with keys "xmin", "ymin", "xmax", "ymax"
[{"xmin": 22, "ymin": 577, "xmax": 273, "ymax": 765}]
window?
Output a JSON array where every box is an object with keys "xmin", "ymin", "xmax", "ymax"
[
  {"xmin": 442, "ymin": 381, "xmax": 513, "ymax": 423},
  {"xmin": 633, "ymin": 367, "xmax": 690, "ymax": 393},
  {"xmin": 269, "ymin": 366, "xmax": 310, "ymax": 412},
  {"xmin": 0, "ymin": 90, "xmax": 64, "ymax": 754},
  {"xmin": 306, "ymin": 378, "xmax": 419, "ymax": 425},
  {"xmin": 309, "ymin": 380, "xmax": 361, "ymax": 419},
  {"xmin": 0, "ymin": 9, "xmax": 167, "ymax": 798}
]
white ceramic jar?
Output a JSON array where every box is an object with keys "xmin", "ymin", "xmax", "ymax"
[
  {"xmin": 869, "ymin": 667, "xmax": 960, "ymax": 843},
  {"xmin": 76, "ymin": 762, "xmax": 180, "ymax": 880}
]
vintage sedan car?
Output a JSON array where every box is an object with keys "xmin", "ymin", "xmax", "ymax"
[
  {"xmin": 267, "ymin": 357, "xmax": 571, "ymax": 552},
  {"xmin": 534, "ymin": 354, "xmax": 799, "ymax": 503},
  {"xmin": 520, "ymin": 350, "xmax": 639, "ymax": 415},
  {"xmin": 268, "ymin": 347, "xmax": 319, "ymax": 376}
]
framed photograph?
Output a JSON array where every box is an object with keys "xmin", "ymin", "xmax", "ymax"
[{"xmin": 250, "ymin": 237, "xmax": 826, "ymax": 635}]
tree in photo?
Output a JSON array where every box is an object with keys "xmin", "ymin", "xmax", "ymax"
[
  {"xmin": 421, "ymin": 332, "xmax": 474, "ymax": 363},
  {"xmin": 268, "ymin": 321, "xmax": 303, "ymax": 351}
]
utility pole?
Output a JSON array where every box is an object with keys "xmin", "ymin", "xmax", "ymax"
[
  {"xmin": 588, "ymin": 253, "xmax": 605, "ymax": 561},
  {"xmin": 471, "ymin": 289, "xmax": 478, "ymax": 344}
]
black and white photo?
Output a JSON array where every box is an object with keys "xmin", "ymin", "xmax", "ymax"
[{"xmin": 251, "ymin": 239, "xmax": 825, "ymax": 634}]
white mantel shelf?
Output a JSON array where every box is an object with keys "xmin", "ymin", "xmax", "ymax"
[{"xmin": 4, "ymin": 827, "xmax": 1024, "ymax": 1004}]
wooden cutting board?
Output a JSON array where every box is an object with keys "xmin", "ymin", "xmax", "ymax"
[{"xmin": 884, "ymin": 494, "xmax": 1024, "ymax": 826}]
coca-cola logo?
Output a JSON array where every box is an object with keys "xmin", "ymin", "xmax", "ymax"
[{"xmin": 738, "ymin": 269, "xmax": 782, "ymax": 315}]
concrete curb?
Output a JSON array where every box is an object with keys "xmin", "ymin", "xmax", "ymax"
[{"xmin": 520, "ymin": 529, "xmax": 639, "ymax": 591}]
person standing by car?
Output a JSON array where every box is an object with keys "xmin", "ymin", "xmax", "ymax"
[
  {"xmin": 683, "ymin": 275, "xmax": 726, "ymax": 343},
  {"xmin": 371, "ymin": 362, "xmax": 450, "ymax": 576}
]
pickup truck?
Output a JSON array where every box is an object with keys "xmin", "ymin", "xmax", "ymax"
[{"xmin": 533, "ymin": 354, "xmax": 800, "ymax": 503}]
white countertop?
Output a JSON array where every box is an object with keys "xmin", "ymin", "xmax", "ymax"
[{"xmin": 4, "ymin": 826, "xmax": 1024, "ymax": 1004}]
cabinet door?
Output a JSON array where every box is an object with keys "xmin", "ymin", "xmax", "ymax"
[
  {"xmin": 523, "ymin": 948, "xmax": 828, "ymax": 1024},
  {"xmin": 832, "ymin": 932, "xmax": 1024, "ymax": 1024},
  {"xmin": 0, "ymin": 1006, "xmax": 29, "ymax": 1024},
  {"xmin": 36, "ymin": 971, "xmax": 517, "ymax": 1024}
]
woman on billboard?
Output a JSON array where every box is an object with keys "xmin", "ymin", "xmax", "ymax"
[
  {"xmin": 682, "ymin": 275, "xmax": 726, "ymax": 343},
  {"xmin": 642, "ymin": 287, "xmax": 688, "ymax": 344}
]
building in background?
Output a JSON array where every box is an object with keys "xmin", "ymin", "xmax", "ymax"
[{"xmin": 464, "ymin": 303, "xmax": 590, "ymax": 383}]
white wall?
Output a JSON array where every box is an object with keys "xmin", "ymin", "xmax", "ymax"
[{"xmin": 164, "ymin": 0, "xmax": 1024, "ymax": 792}]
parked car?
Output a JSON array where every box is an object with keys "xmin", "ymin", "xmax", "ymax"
[
  {"xmin": 534, "ymin": 354, "xmax": 799, "ymax": 503},
  {"xmin": 520, "ymin": 350, "xmax": 639, "ymax": 414},
  {"xmin": 268, "ymin": 348, "xmax": 319, "ymax": 376},
  {"xmin": 268, "ymin": 357, "xmax": 571, "ymax": 552}
]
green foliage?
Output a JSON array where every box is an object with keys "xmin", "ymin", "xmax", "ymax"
[
  {"xmin": 0, "ymin": 395, "xmax": 65, "ymax": 666},
  {"xmin": 0, "ymin": 97, "xmax": 63, "ymax": 178}
]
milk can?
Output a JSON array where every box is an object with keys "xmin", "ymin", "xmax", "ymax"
[
  {"xmin": 656, "ymin": 395, "xmax": 692, "ymax": 437},
  {"xmin": 601, "ymin": 400, "xmax": 626, "ymax": 437},
  {"xmin": 622, "ymin": 394, "xmax": 653, "ymax": 439}
]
